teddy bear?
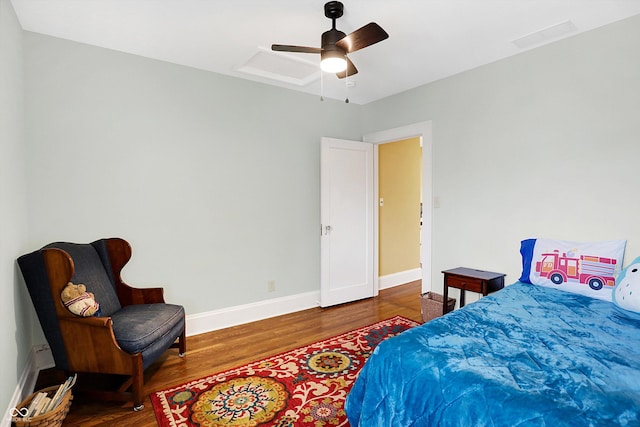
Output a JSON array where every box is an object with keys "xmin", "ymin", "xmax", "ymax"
[{"xmin": 60, "ymin": 282, "xmax": 101, "ymax": 317}]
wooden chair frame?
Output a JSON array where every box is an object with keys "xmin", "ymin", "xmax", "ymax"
[{"xmin": 40, "ymin": 238, "xmax": 186, "ymax": 410}]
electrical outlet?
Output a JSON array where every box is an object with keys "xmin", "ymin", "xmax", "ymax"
[{"xmin": 268, "ymin": 280, "xmax": 276, "ymax": 292}]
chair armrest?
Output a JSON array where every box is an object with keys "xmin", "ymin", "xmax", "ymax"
[
  {"xmin": 65, "ymin": 315, "xmax": 112, "ymax": 328},
  {"xmin": 59, "ymin": 316, "xmax": 141, "ymax": 375}
]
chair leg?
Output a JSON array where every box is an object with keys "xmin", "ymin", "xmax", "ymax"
[
  {"xmin": 132, "ymin": 358, "xmax": 144, "ymax": 411},
  {"xmin": 178, "ymin": 328, "xmax": 186, "ymax": 357}
]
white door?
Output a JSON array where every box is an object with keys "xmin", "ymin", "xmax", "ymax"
[{"xmin": 320, "ymin": 137, "xmax": 375, "ymax": 307}]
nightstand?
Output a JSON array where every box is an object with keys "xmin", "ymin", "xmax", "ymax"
[{"xmin": 442, "ymin": 267, "xmax": 506, "ymax": 314}]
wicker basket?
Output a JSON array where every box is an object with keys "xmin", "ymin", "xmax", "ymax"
[
  {"xmin": 12, "ymin": 385, "xmax": 73, "ymax": 427},
  {"xmin": 420, "ymin": 292, "xmax": 456, "ymax": 322}
]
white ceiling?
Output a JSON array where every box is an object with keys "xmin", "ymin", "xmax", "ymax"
[{"xmin": 10, "ymin": 0, "xmax": 640, "ymax": 104}]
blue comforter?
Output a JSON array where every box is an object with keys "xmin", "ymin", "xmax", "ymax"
[{"xmin": 346, "ymin": 282, "xmax": 640, "ymax": 426}]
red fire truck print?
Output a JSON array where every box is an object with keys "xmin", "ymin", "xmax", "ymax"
[{"xmin": 535, "ymin": 250, "xmax": 617, "ymax": 290}]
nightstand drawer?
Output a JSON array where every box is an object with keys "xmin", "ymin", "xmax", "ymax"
[{"xmin": 445, "ymin": 275, "xmax": 483, "ymax": 293}]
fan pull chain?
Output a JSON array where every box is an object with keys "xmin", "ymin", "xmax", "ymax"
[{"xmin": 344, "ymin": 55, "xmax": 349, "ymax": 103}]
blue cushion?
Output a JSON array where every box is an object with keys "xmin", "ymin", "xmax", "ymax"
[
  {"xmin": 110, "ymin": 303, "xmax": 184, "ymax": 358},
  {"xmin": 135, "ymin": 315, "xmax": 186, "ymax": 369}
]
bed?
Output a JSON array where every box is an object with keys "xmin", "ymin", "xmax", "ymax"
[{"xmin": 345, "ymin": 281, "xmax": 640, "ymax": 426}]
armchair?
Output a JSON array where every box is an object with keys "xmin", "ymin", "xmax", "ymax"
[{"xmin": 18, "ymin": 238, "xmax": 186, "ymax": 411}]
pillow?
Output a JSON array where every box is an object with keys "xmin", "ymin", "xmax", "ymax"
[
  {"xmin": 613, "ymin": 257, "xmax": 640, "ymax": 313},
  {"xmin": 519, "ymin": 238, "xmax": 537, "ymax": 283},
  {"xmin": 519, "ymin": 238, "xmax": 626, "ymax": 301}
]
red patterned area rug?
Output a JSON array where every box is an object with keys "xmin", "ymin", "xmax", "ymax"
[{"xmin": 151, "ymin": 315, "xmax": 419, "ymax": 427}]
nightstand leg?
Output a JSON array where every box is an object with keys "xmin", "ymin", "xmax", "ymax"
[
  {"xmin": 443, "ymin": 285, "xmax": 449, "ymax": 315},
  {"xmin": 459, "ymin": 290, "xmax": 466, "ymax": 308}
]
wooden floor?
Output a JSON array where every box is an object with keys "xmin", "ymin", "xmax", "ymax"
[{"xmin": 35, "ymin": 281, "xmax": 423, "ymax": 426}]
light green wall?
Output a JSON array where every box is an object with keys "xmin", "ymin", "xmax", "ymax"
[
  {"xmin": 363, "ymin": 14, "xmax": 640, "ymax": 297},
  {"xmin": 0, "ymin": 0, "xmax": 31, "ymax": 413},
  {"xmin": 23, "ymin": 32, "xmax": 363, "ymax": 315}
]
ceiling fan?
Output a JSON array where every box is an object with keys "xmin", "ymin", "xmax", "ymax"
[{"xmin": 272, "ymin": 1, "xmax": 389, "ymax": 79}]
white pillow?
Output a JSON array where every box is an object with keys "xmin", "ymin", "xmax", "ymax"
[{"xmin": 520, "ymin": 238, "xmax": 626, "ymax": 302}]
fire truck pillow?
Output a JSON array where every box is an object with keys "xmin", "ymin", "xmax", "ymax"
[
  {"xmin": 519, "ymin": 238, "xmax": 626, "ymax": 302},
  {"xmin": 613, "ymin": 257, "xmax": 640, "ymax": 313}
]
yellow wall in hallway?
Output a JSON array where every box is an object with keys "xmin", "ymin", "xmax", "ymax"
[{"xmin": 378, "ymin": 137, "xmax": 422, "ymax": 276}]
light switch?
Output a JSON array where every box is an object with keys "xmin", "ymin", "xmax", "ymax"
[{"xmin": 379, "ymin": 198, "xmax": 384, "ymax": 207}]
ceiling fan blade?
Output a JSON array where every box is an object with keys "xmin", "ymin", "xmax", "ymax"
[
  {"xmin": 336, "ymin": 22, "xmax": 389, "ymax": 53},
  {"xmin": 271, "ymin": 44, "xmax": 322, "ymax": 54},
  {"xmin": 336, "ymin": 57, "xmax": 358, "ymax": 79}
]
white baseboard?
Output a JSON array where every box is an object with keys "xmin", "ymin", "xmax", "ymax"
[
  {"xmin": 186, "ymin": 290, "xmax": 320, "ymax": 336},
  {"xmin": 378, "ymin": 268, "xmax": 421, "ymax": 290},
  {"xmin": 3, "ymin": 345, "xmax": 54, "ymax": 427}
]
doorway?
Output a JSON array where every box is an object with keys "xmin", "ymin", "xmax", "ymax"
[
  {"xmin": 364, "ymin": 121, "xmax": 433, "ymax": 294},
  {"xmin": 378, "ymin": 137, "xmax": 422, "ymax": 289}
]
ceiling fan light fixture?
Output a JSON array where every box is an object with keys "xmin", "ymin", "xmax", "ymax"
[
  {"xmin": 320, "ymin": 51, "xmax": 347, "ymax": 73},
  {"xmin": 272, "ymin": 1, "xmax": 389, "ymax": 79}
]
